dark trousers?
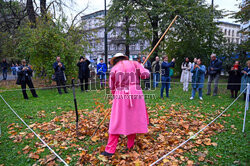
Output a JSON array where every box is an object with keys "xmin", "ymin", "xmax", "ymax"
[
  {"xmin": 161, "ymin": 76, "xmax": 171, "ymax": 98},
  {"xmin": 2, "ymin": 69, "xmax": 7, "ymax": 80},
  {"xmin": 56, "ymin": 79, "xmax": 67, "ymax": 94},
  {"xmin": 80, "ymin": 77, "xmax": 88, "ymax": 91},
  {"xmin": 144, "ymin": 78, "xmax": 150, "ymax": 90},
  {"xmin": 21, "ymin": 79, "xmax": 38, "ymax": 99}
]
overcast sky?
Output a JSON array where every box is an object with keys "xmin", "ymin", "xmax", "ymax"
[{"xmin": 67, "ymin": 0, "xmax": 241, "ymax": 24}]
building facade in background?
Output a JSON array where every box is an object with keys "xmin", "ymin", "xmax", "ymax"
[
  {"xmin": 82, "ymin": 11, "xmax": 244, "ymax": 64},
  {"xmin": 217, "ymin": 21, "xmax": 242, "ymax": 44},
  {"xmin": 81, "ymin": 10, "xmax": 150, "ymax": 64}
]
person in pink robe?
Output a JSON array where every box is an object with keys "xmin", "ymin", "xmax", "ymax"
[{"xmin": 101, "ymin": 53, "xmax": 150, "ymax": 157}]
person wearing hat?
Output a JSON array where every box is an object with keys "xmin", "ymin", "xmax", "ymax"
[
  {"xmin": 77, "ymin": 56, "xmax": 90, "ymax": 92},
  {"xmin": 101, "ymin": 53, "xmax": 150, "ymax": 157},
  {"xmin": 97, "ymin": 58, "xmax": 107, "ymax": 88},
  {"xmin": 17, "ymin": 59, "xmax": 38, "ymax": 99}
]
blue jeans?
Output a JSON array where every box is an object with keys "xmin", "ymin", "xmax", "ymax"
[
  {"xmin": 161, "ymin": 76, "xmax": 170, "ymax": 98},
  {"xmin": 2, "ymin": 69, "xmax": 7, "ymax": 80},
  {"xmin": 100, "ymin": 74, "xmax": 106, "ymax": 87},
  {"xmin": 192, "ymin": 88, "xmax": 203, "ymax": 98},
  {"xmin": 153, "ymin": 73, "xmax": 160, "ymax": 88}
]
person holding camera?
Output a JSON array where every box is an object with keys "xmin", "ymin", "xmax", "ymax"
[
  {"xmin": 190, "ymin": 59, "xmax": 206, "ymax": 100},
  {"xmin": 53, "ymin": 56, "xmax": 68, "ymax": 94},
  {"xmin": 77, "ymin": 56, "xmax": 90, "ymax": 92},
  {"xmin": 17, "ymin": 59, "xmax": 38, "ymax": 99}
]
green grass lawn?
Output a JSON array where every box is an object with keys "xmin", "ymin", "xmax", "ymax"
[{"xmin": 0, "ymin": 78, "xmax": 249, "ymax": 165}]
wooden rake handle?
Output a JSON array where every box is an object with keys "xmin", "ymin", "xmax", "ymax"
[{"xmin": 143, "ymin": 15, "xmax": 179, "ymax": 65}]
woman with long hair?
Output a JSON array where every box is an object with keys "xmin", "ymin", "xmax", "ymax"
[
  {"xmin": 180, "ymin": 57, "xmax": 192, "ymax": 91},
  {"xmin": 101, "ymin": 53, "xmax": 150, "ymax": 157}
]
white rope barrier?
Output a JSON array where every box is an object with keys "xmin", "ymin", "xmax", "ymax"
[
  {"xmin": 242, "ymin": 83, "xmax": 249, "ymax": 132},
  {"xmin": 150, "ymin": 87, "xmax": 247, "ymax": 166},
  {"xmin": 0, "ymin": 80, "xmax": 248, "ymax": 92},
  {"xmin": 0, "ymin": 94, "xmax": 69, "ymax": 166},
  {"xmin": 0, "ymin": 80, "xmax": 102, "ymax": 92}
]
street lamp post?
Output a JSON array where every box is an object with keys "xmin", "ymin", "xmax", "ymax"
[{"xmin": 104, "ymin": 0, "xmax": 108, "ymax": 66}]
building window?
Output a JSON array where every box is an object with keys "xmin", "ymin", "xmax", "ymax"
[
  {"xmin": 228, "ymin": 29, "xmax": 231, "ymax": 36},
  {"xmin": 224, "ymin": 29, "xmax": 227, "ymax": 35},
  {"xmin": 237, "ymin": 32, "xmax": 239, "ymax": 37},
  {"xmin": 236, "ymin": 38, "xmax": 239, "ymax": 44},
  {"xmin": 232, "ymin": 30, "xmax": 234, "ymax": 37}
]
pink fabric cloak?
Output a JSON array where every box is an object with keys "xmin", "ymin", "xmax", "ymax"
[{"xmin": 108, "ymin": 60, "xmax": 150, "ymax": 135}]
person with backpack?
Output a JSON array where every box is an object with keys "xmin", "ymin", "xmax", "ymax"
[
  {"xmin": 77, "ymin": 56, "xmax": 90, "ymax": 92},
  {"xmin": 160, "ymin": 56, "xmax": 175, "ymax": 99}
]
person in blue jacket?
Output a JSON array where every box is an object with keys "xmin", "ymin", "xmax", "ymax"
[
  {"xmin": 190, "ymin": 58, "xmax": 206, "ymax": 100},
  {"xmin": 97, "ymin": 58, "xmax": 107, "ymax": 88},
  {"xmin": 240, "ymin": 60, "xmax": 250, "ymax": 101},
  {"xmin": 160, "ymin": 56, "xmax": 175, "ymax": 99}
]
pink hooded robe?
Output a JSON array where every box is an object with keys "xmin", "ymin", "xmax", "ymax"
[{"xmin": 108, "ymin": 60, "xmax": 150, "ymax": 135}]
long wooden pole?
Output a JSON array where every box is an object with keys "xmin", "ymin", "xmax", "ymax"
[
  {"xmin": 91, "ymin": 16, "xmax": 179, "ymax": 138},
  {"xmin": 143, "ymin": 15, "xmax": 178, "ymax": 65}
]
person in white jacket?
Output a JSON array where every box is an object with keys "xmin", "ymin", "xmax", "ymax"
[{"xmin": 180, "ymin": 57, "xmax": 192, "ymax": 91}]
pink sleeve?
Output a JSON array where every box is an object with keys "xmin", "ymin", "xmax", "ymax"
[{"xmin": 134, "ymin": 61, "xmax": 150, "ymax": 79}]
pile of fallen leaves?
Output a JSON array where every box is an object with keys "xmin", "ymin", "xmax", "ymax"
[{"xmin": 7, "ymin": 102, "xmax": 225, "ymax": 165}]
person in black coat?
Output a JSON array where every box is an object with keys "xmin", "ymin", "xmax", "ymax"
[
  {"xmin": 227, "ymin": 61, "xmax": 241, "ymax": 98},
  {"xmin": 1, "ymin": 58, "xmax": 8, "ymax": 80},
  {"xmin": 53, "ymin": 56, "xmax": 68, "ymax": 94},
  {"xmin": 207, "ymin": 54, "xmax": 223, "ymax": 96},
  {"xmin": 77, "ymin": 56, "xmax": 90, "ymax": 92},
  {"xmin": 17, "ymin": 59, "xmax": 38, "ymax": 99}
]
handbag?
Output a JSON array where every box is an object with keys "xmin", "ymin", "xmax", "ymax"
[{"xmin": 52, "ymin": 74, "xmax": 56, "ymax": 81}]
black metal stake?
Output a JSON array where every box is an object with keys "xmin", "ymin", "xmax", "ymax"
[{"xmin": 72, "ymin": 78, "xmax": 79, "ymax": 136}]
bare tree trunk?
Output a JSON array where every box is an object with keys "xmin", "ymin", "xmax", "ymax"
[
  {"xmin": 26, "ymin": 0, "xmax": 36, "ymax": 27},
  {"xmin": 151, "ymin": 16, "xmax": 159, "ymax": 61},
  {"xmin": 40, "ymin": 0, "xmax": 47, "ymax": 19}
]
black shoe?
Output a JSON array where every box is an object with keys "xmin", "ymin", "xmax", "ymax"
[
  {"xmin": 65, "ymin": 91, "xmax": 68, "ymax": 94},
  {"xmin": 101, "ymin": 151, "xmax": 114, "ymax": 157}
]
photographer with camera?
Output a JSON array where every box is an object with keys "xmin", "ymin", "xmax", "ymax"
[
  {"xmin": 17, "ymin": 59, "xmax": 38, "ymax": 99},
  {"xmin": 77, "ymin": 56, "xmax": 90, "ymax": 92},
  {"xmin": 53, "ymin": 56, "xmax": 68, "ymax": 94}
]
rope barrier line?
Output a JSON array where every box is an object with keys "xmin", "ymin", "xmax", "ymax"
[
  {"xmin": 0, "ymin": 80, "xmax": 102, "ymax": 92},
  {"xmin": 0, "ymin": 95, "xmax": 69, "ymax": 166},
  {"xmin": 0, "ymin": 80, "xmax": 247, "ymax": 92},
  {"xmin": 150, "ymin": 87, "xmax": 247, "ymax": 166}
]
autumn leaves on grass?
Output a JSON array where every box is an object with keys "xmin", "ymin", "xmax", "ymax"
[{"xmin": 7, "ymin": 103, "xmax": 224, "ymax": 165}]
